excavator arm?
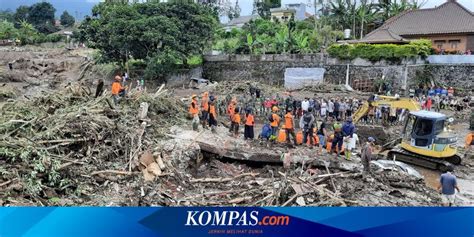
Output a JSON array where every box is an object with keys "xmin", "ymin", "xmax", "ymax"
[{"xmin": 353, "ymin": 96, "xmax": 421, "ymax": 123}]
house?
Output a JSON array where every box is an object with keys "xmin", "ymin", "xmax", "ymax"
[
  {"xmin": 270, "ymin": 7, "xmax": 296, "ymax": 22},
  {"xmin": 224, "ymin": 15, "xmax": 260, "ymax": 31},
  {"xmin": 352, "ymin": 0, "xmax": 474, "ymax": 53},
  {"xmin": 271, "ymin": 3, "xmax": 308, "ymax": 22}
]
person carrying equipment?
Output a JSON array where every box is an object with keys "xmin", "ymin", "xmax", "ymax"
[
  {"xmin": 300, "ymin": 108, "xmax": 315, "ymax": 148},
  {"xmin": 189, "ymin": 95, "xmax": 200, "ymax": 131},
  {"xmin": 208, "ymin": 97, "xmax": 218, "ymax": 133},
  {"xmin": 244, "ymin": 109, "xmax": 255, "ymax": 140},
  {"xmin": 269, "ymin": 106, "xmax": 281, "ymax": 142},
  {"xmin": 284, "ymin": 108, "xmax": 297, "ymax": 146},
  {"xmin": 201, "ymin": 92, "xmax": 210, "ymax": 129}
]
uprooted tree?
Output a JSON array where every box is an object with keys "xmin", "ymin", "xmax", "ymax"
[{"xmin": 77, "ymin": 2, "xmax": 217, "ymax": 80}]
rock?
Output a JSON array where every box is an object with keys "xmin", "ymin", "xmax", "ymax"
[{"xmin": 296, "ymin": 196, "xmax": 306, "ymax": 206}]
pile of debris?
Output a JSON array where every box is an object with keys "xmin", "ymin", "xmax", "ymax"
[
  {"xmin": 0, "ymin": 85, "xmax": 186, "ymax": 205},
  {"xmin": 0, "ymin": 84, "xmax": 442, "ymax": 207}
]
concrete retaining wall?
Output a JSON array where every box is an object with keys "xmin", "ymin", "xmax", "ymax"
[{"xmin": 201, "ymin": 54, "xmax": 474, "ymax": 94}]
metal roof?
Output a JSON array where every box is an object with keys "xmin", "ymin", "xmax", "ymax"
[
  {"xmin": 409, "ymin": 110, "xmax": 447, "ymax": 119},
  {"xmin": 226, "ymin": 15, "xmax": 260, "ymax": 26}
]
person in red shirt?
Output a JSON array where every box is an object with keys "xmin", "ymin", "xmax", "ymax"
[
  {"xmin": 244, "ymin": 109, "xmax": 255, "ymax": 140},
  {"xmin": 426, "ymin": 97, "xmax": 433, "ymax": 111}
]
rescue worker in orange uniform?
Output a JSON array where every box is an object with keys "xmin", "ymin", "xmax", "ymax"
[
  {"xmin": 230, "ymin": 107, "xmax": 241, "ymax": 137},
  {"xmin": 269, "ymin": 106, "xmax": 281, "ymax": 142},
  {"xmin": 227, "ymin": 99, "xmax": 236, "ymax": 120},
  {"xmin": 244, "ymin": 108, "xmax": 255, "ymax": 140},
  {"xmin": 201, "ymin": 92, "xmax": 210, "ymax": 129},
  {"xmin": 284, "ymin": 108, "xmax": 297, "ymax": 146},
  {"xmin": 465, "ymin": 132, "xmax": 474, "ymax": 154},
  {"xmin": 189, "ymin": 95, "xmax": 200, "ymax": 131},
  {"xmin": 208, "ymin": 96, "xmax": 218, "ymax": 133},
  {"xmin": 111, "ymin": 75, "xmax": 126, "ymax": 105}
]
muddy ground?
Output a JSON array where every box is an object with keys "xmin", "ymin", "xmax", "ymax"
[{"xmin": 0, "ymin": 46, "xmax": 472, "ymax": 207}]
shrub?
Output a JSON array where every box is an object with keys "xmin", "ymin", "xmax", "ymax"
[{"xmin": 328, "ymin": 40, "xmax": 432, "ymax": 62}]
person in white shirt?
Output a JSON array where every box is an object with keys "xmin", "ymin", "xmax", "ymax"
[
  {"xmin": 328, "ymin": 100, "xmax": 334, "ymax": 119},
  {"xmin": 344, "ymin": 132, "xmax": 359, "ymax": 160},
  {"xmin": 320, "ymin": 99, "xmax": 328, "ymax": 118},
  {"xmin": 301, "ymin": 97, "xmax": 310, "ymax": 112}
]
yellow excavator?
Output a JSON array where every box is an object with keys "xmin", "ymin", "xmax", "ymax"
[{"xmin": 353, "ymin": 95, "xmax": 461, "ymax": 171}]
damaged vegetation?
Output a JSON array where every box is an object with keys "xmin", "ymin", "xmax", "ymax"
[{"xmin": 0, "ymin": 83, "xmax": 441, "ymax": 206}]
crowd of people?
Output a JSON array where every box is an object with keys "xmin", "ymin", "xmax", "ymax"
[
  {"xmin": 409, "ymin": 86, "xmax": 472, "ymax": 113},
  {"xmin": 187, "ymin": 86, "xmax": 377, "ymax": 171}
]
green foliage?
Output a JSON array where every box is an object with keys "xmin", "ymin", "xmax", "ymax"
[
  {"xmin": 326, "ymin": 0, "xmax": 421, "ymax": 39},
  {"xmin": 17, "ymin": 20, "xmax": 37, "ymax": 45},
  {"xmin": 78, "ymin": 2, "xmax": 217, "ymax": 80},
  {"xmin": 187, "ymin": 55, "xmax": 203, "ymax": 66},
  {"xmin": 0, "ymin": 20, "xmax": 18, "ymax": 39},
  {"xmin": 13, "ymin": 6, "xmax": 30, "ymax": 28},
  {"xmin": 27, "ymin": 2, "xmax": 58, "ymax": 34},
  {"xmin": 0, "ymin": 10, "xmax": 14, "ymax": 22},
  {"xmin": 214, "ymin": 18, "xmax": 343, "ymax": 55},
  {"xmin": 327, "ymin": 40, "xmax": 433, "ymax": 62},
  {"xmin": 60, "ymin": 11, "xmax": 75, "ymax": 27},
  {"xmin": 256, "ymin": 0, "xmax": 281, "ymax": 19}
]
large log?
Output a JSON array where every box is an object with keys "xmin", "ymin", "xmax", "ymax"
[{"xmin": 167, "ymin": 128, "xmax": 363, "ymax": 172}]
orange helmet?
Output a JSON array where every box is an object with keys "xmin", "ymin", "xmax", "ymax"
[{"xmin": 114, "ymin": 75, "xmax": 121, "ymax": 81}]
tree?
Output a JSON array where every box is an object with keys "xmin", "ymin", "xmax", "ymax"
[
  {"xmin": 13, "ymin": 6, "xmax": 30, "ymax": 28},
  {"xmin": 0, "ymin": 10, "xmax": 14, "ymax": 22},
  {"xmin": 79, "ymin": 2, "xmax": 217, "ymax": 79},
  {"xmin": 27, "ymin": 2, "xmax": 57, "ymax": 34},
  {"xmin": 0, "ymin": 20, "xmax": 18, "ymax": 39},
  {"xmin": 256, "ymin": 0, "xmax": 281, "ymax": 19},
  {"xmin": 60, "ymin": 11, "xmax": 75, "ymax": 27},
  {"xmin": 17, "ymin": 20, "xmax": 38, "ymax": 45}
]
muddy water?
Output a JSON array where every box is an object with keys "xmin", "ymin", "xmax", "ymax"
[
  {"xmin": 416, "ymin": 166, "xmax": 474, "ymax": 206},
  {"xmin": 416, "ymin": 167, "xmax": 441, "ymax": 190}
]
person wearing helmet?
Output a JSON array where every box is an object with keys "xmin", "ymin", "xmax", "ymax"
[
  {"xmin": 361, "ymin": 137, "xmax": 375, "ymax": 174},
  {"xmin": 269, "ymin": 106, "xmax": 281, "ymax": 142},
  {"xmin": 111, "ymin": 75, "xmax": 126, "ymax": 105},
  {"xmin": 284, "ymin": 108, "xmax": 297, "ymax": 146},
  {"xmin": 189, "ymin": 95, "xmax": 200, "ymax": 131}
]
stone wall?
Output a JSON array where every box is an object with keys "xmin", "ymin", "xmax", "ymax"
[{"xmin": 202, "ymin": 54, "xmax": 474, "ymax": 94}]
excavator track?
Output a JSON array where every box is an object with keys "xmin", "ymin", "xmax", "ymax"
[{"xmin": 387, "ymin": 146, "xmax": 462, "ymax": 172}]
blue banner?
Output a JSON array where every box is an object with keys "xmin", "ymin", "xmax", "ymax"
[{"xmin": 0, "ymin": 207, "xmax": 472, "ymax": 237}]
